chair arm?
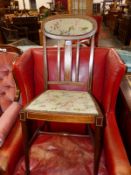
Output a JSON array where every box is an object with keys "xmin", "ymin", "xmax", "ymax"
[
  {"xmin": 101, "ymin": 48, "xmax": 126, "ymax": 113},
  {"xmin": 0, "ymin": 44, "xmax": 22, "ymax": 55},
  {"xmin": 0, "ymin": 120, "xmax": 23, "ymax": 175},
  {"xmin": 104, "ymin": 112, "xmax": 131, "ymax": 175},
  {"xmin": 13, "ymin": 49, "xmax": 35, "ymax": 106},
  {"xmin": 0, "ymin": 102, "xmax": 22, "ymax": 147}
]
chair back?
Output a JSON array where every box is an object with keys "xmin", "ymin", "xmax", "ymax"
[{"xmin": 43, "ymin": 15, "xmax": 97, "ymax": 92}]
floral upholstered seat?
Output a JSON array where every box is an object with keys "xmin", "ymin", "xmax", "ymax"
[{"xmin": 27, "ymin": 90, "xmax": 98, "ymax": 115}]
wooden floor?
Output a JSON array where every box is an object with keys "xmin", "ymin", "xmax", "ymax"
[{"xmin": 98, "ymin": 23, "xmax": 124, "ymax": 48}]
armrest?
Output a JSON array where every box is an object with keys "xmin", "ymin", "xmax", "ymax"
[
  {"xmin": 0, "ymin": 120, "xmax": 23, "ymax": 174},
  {"xmin": 0, "ymin": 101, "xmax": 22, "ymax": 147},
  {"xmin": 0, "ymin": 44, "xmax": 22, "ymax": 55},
  {"xmin": 13, "ymin": 49, "xmax": 35, "ymax": 106},
  {"xmin": 104, "ymin": 112, "xmax": 131, "ymax": 175},
  {"xmin": 102, "ymin": 48, "xmax": 126, "ymax": 113}
]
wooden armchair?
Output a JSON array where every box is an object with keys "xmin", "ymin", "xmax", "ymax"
[
  {"xmin": 0, "ymin": 19, "xmax": 29, "ymax": 44},
  {"xmin": 12, "ymin": 16, "xmax": 40, "ymax": 44},
  {"xmin": 0, "ymin": 26, "xmax": 20, "ymax": 44}
]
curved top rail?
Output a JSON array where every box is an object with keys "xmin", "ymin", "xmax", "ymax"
[{"xmin": 43, "ymin": 15, "xmax": 97, "ymax": 40}]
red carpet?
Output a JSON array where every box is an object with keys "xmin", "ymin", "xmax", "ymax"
[{"xmin": 14, "ymin": 134, "xmax": 108, "ymax": 175}]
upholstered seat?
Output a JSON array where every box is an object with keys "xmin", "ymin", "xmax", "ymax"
[{"xmin": 26, "ymin": 90, "xmax": 98, "ymax": 115}]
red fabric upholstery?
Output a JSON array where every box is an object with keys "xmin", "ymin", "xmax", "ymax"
[
  {"xmin": 104, "ymin": 112, "xmax": 131, "ymax": 175},
  {"xmin": 0, "ymin": 52, "xmax": 17, "ymax": 112},
  {"xmin": 0, "ymin": 51, "xmax": 23, "ymax": 175},
  {"xmin": 13, "ymin": 47, "xmax": 131, "ymax": 175}
]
